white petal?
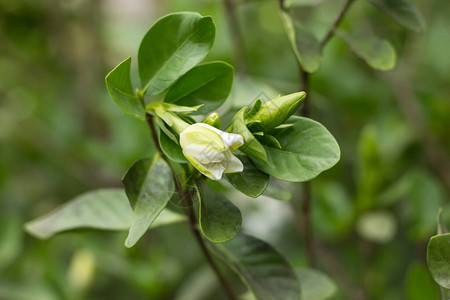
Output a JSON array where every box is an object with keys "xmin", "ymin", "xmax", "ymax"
[
  {"xmin": 183, "ymin": 144, "xmax": 224, "ymax": 164},
  {"xmin": 203, "ymin": 163, "xmax": 226, "ymax": 180},
  {"xmin": 223, "ymin": 151, "xmax": 244, "ymax": 174},
  {"xmin": 196, "ymin": 123, "xmax": 244, "ymax": 151}
]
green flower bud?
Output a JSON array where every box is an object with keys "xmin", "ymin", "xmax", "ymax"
[
  {"xmin": 247, "ymin": 92, "xmax": 306, "ymax": 131},
  {"xmin": 202, "ymin": 112, "xmax": 221, "ymax": 128}
]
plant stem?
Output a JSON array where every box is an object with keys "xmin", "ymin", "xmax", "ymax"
[
  {"xmin": 145, "ymin": 114, "xmax": 238, "ymax": 300},
  {"xmin": 280, "ymin": 0, "xmax": 356, "ymax": 270},
  {"xmin": 320, "ymin": 0, "xmax": 356, "ymax": 48},
  {"xmin": 223, "ymin": 0, "xmax": 247, "ymax": 73}
]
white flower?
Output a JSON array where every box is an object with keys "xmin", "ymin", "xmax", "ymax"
[{"xmin": 180, "ymin": 123, "xmax": 244, "ymax": 180}]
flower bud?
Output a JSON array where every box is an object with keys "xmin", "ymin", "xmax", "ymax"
[
  {"xmin": 202, "ymin": 112, "xmax": 221, "ymax": 128},
  {"xmin": 180, "ymin": 123, "xmax": 244, "ymax": 180},
  {"xmin": 247, "ymin": 92, "xmax": 306, "ymax": 131}
]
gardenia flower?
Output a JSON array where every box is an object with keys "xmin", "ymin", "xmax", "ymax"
[{"xmin": 180, "ymin": 123, "xmax": 244, "ymax": 180}]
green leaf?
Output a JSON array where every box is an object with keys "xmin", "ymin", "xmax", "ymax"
[
  {"xmin": 25, "ymin": 189, "xmax": 133, "ymax": 239},
  {"xmin": 263, "ymin": 180, "xmax": 292, "ymax": 201},
  {"xmin": 122, "ymin": 155, "xmax": 175, "ymax": 248},
  {"xmin": 165, "ymin": 62, "xmax": 234, "ymax": 114},
  {"xmin": 336, "ymin": 30, "xmax": 397, "ymax": 71},
  {"xmin": 406, "ymin": 262, "xmax": 440, "ymax": 300},
  {"xmin": 138, "ymin": 12, "xmax": 215, "ymax": 95},
  {"xmin": 105, "ymin": 57, "xmax": 145, "ymax": 120},
  {"xmin": 208, "ymin": 233, "xmax": 301, "ymax": 300},
  {"xmin": 225, "ymin": 150, "xmax": 269, "ymax": 198},
  {"xmin": 159, "ymin": 129, "xmax": 188, "ymax": 163},
  {"xmin": 199, "ymin": 184, "xmax": 242, "ymax": 243},
  {"xmin": 230, "ymin": 107, "xmax": 268, "ymax": 162},
  {"xmin": 252, "ymin": 116, "xmax": 340, "ymax": 182},
  {"xmin": 280, "ymin": 11, "xmax": 321, "ymax": 73},
  {"xmin": 147, "ymin": 102, "xmax": 204, "ymax": 115},
  {"xmin": 367, "ymin": 0, "xmax": 425, "ymax": 32},
  {"xmin": 296, "ymin": 268, "xmax": 337, "ymax": 300},
  {"xmin": 427, "ymin": 233, "xmax": 450, "ymax": 289}
]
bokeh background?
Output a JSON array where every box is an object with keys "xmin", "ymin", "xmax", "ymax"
[{"xmin": 1, "ymin": 0, "xmax": 449, "ymax": 299}]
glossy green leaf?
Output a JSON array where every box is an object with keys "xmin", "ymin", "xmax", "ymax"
[
  {"xmin": 336, "ymin": 30, "xmax": 397, "ymax": 71},
  {"xmin": 199, "ymin": 184, "xmax": 242, "ymax": 243},
  {"xmin": 25, "ymin": 189, "xmax": 133, "ymax": 239},
  {"xmin": 367, "ymin": 0, "xmax": 425, "ymax": 32},
  {"xmin": 159, "ymin": 129, "xmax": 188, "ymax": 163},
  {"xmin": 252, "ymin": 116, "xmax": 340, "ymax": 182},
  {"xmin": 427, "ymin": 233, "xmax": 450, "ymax": 289},
  {"xmin": 105, "ymin": 57, "xmax": 145, "ymax": 120},
  {"xmin": 296, "ymin": 268, "xmax": 337, "ymax": 300},
  {"xmin": 280, "ymin": 11, "xmax": 321, "ymax": 73},
  {"xmin": 138, "ymin": 12, "xmax": 215, "ymax": 95},
  {"xmin": 225, "ymin": 150, "xmax": 269, "ymax": 198},
  {"xmin": 122, "ymin": 155, "xmax": 174, "ymax": 248},
  {"xmin": 165, "ymin": 62, "xmax": 234, "ymax": 114},
  {"xmin": 263, "ymin": 180, "xmax": 292, "ymax": 201},
  {"xmin": 209, "ymin": 233, "xmax": 301, "ymax": 300},
  {"xmin": 230, "ymin": 107, "xmax": 268, "ymax": 162}
]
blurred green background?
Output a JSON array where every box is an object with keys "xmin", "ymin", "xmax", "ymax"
[{"xmin": 1, "ymin": 0, "xmax": 449, "ymax": 299}]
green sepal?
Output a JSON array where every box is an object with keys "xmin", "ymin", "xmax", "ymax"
[
  {"xmin": 153, "ymin": 117, "xmax": 179, "ymax": 144},
  {"xmin": 258, "ymin": 134, "xmax": 282, "ymax": 149},
  {"xmin": 229, "ymin": 107, "xmax": 268, "ymax": 163},
  {"xmin": 146, "ymin": 102, "xmax": 196, "ymax": 134},
  {"xmin": 245, "ymin": 99, "xmax": 262, "ymax": 120}
]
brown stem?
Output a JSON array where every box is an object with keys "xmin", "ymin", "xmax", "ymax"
[
  {"xmin": 145, "ymin": 114, "xmax": 238, "ymax": 300},
  {"xmin": 295, "ymin": 63, "xmax": 316, "ymax": 267},
  {"xmin": 320, "ymin": 0, "xmax": 356, "ymax": 48},
  {"xmin": 223, "ymin": 0, "xmax": 247, "ymax": 73}
]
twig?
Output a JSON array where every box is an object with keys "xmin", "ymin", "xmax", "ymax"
[
  {"xmin": 223, "ymin": 0, "xmax": 248, "ymax": 73},
  {"xmin": 320, "ymin": 0, "xmax": 356, "ymax": 48},
  {"xmin": 280, "ymin": 0, "xmax": 357, "ymax": 275},
  {"xmin": 145, "ymin": 114, "xmax": 238, "ymax": 300}
]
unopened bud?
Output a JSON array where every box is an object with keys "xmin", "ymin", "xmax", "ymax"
[
  {"xmin": 202, "ymin": 112, "xmax": 221, "ymax": 128},
  {"xmin": 247, "ymin": 92, "xmax": 306, "ymax": 131}
]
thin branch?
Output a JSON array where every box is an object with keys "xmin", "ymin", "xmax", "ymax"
[
  {"xmin": 223, "ymin": 0, "xmax": 248, "ymax": 73},
  {"xmin": 145, "ymin": 114, "xmax": 238, "ymax": 300},
  {"xmin": 320, "ymin": 0, "xmax": 356, "ymax": 48}
]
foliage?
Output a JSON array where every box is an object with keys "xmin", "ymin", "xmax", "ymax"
[{"xmin": 1, "ymin": 0, "xmax": 449, "ymax": 299}]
